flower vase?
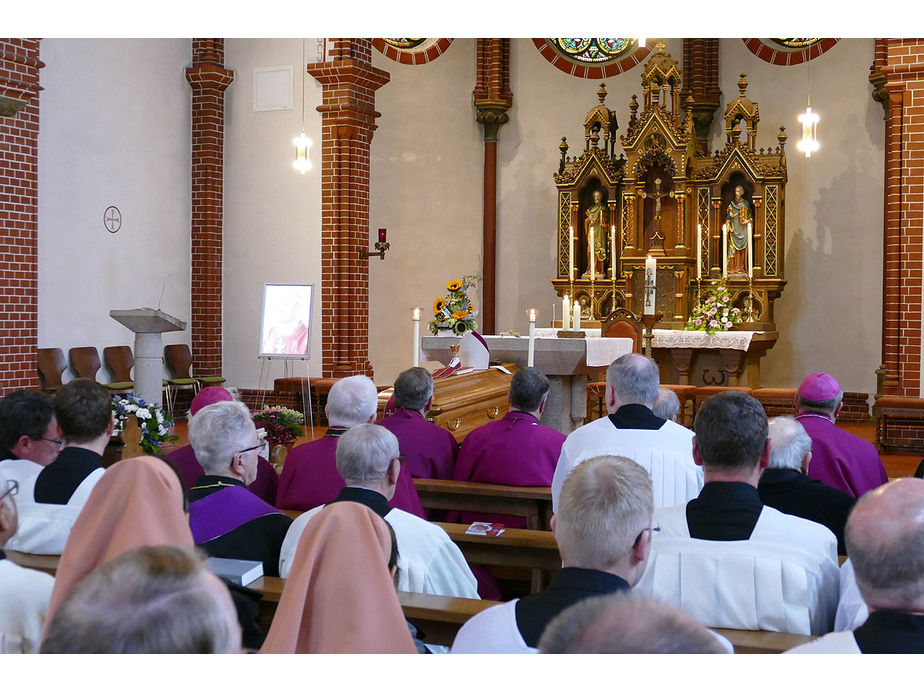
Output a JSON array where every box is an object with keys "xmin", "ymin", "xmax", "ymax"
[{"xmin": 437, "ymin": 328, "xmax": 454, "ymax": 337}]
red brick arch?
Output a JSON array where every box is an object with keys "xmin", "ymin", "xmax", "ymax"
[
  {"xmin": 532, "ymin": 38, "xmax": 652, "ymax": 79},
  {"xmin": 741, "ymin": 39, "xmax": 840, "ymax": 66},
  {"xmin": 372, "ymin": 39, "xmax": 454, "ymax": 65}
]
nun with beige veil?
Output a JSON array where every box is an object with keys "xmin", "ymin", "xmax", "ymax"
[
  {"xmin": 261, "ymin": 501, "xmax": 417, "ymax": 654},
  {"xmin": 41, "ymin": 455, "xmax": 194, "ymax": 635}
]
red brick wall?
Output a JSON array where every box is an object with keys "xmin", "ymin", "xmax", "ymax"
[
  {"xmin": 881, "ymin": 40, "xmax": 924, "ymax": 397},
  {"xmin": 185, "ymin": 39, "xmax": 233, "ymax": 378},
  {"xmin": 0, "ymin": 39, "xmax": 42, "ymax": 393},
  {"xmin": 307, "ymin": 39, "xmax": 389, "ymax": 378}
]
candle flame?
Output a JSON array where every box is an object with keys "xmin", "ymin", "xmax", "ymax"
[
  {"xmin": 412, "ymin": 308, "xmax": 420, "ymax": 320},
  {"xmin": 528, "ymin": 309, "xmax": 537, "ymax": 322}
]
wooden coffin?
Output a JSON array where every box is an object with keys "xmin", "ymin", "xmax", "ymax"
[{"xmin": 378, "ymin": 364, "xmax": 516, "ymax": 443}]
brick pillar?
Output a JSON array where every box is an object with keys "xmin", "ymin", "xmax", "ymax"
[
  {"xmin": 680, "ymin": 38, "xmax": 720, "ymax": 155},
  {"xmin": 186, "ymin": 39, "xmax": 233, "ymax": 378},
  {"xmin": 880, "ymin": 40, "xmax": 924, "ymax": 396},
  {"xmin": 308, "ymin": 39, "xmax": 389, "ymax": 378},
  {"xmin": 474, "ymin": 38, "xmax": 513, "ymax": 335},
  {"xmin": 0, "ymin": 39, "xmax": 43, "ymax": 393}
]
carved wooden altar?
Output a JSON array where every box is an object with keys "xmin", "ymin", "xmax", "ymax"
[{"xmin": 551, "ymin": 43, "xmax": 787, "ymax": 335}]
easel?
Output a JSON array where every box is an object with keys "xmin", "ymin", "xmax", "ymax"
[{"xmin": 256, "ymin": 355, "xmax": 315, "ymax": 439}]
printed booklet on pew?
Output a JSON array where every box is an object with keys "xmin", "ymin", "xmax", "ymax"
[
  {"xmin": 206, "ymin": 557, "xmax": 263, "ymax": 586},
  {"xmin": 465, "ymin": 521, "xmax": 505, "ymax": 536}
]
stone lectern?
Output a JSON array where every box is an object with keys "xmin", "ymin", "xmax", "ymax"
[{"xmin": 109, "ymin": 308, "xmax": 186, "ymax": 406}]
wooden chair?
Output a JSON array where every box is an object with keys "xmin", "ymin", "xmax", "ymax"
[
  {"xmin": 102, "ymin": 346, "xmax": 135, "ymax": 395},
  {"xmin": 163, "ymin": 344, "xmax": 201, "ymax": 417},
  {"xmin": 692, "ymin": 386, "xmax": 754, "ymax": 419},
  {"xmin": 660, "ymin": 383, "xmax": 698, "ymax": 426},
  {"xmin": 165, "ymin": 344, "xmax": 225, "ymax": 392},
  {"xmin": 68, "ymin": 346, "xmax": 103, "ymax": 381},
  {"xmin": 37, "ymin": 347, "xmax": 67, "ymax": 393},
  {"xmin": 587, "ymin": 308, "xmax": 644, "ymax": 420}
]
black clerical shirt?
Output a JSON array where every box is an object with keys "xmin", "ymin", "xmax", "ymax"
[
  {"xmin": 758, "ymin": 468, "xmax": 856, "ymax": 554},
  {"xmin": 328, "ymin": 486, "xmax": 391, "ymax": 518},
  {"xmin": 854, "ymin": 610, "xmax": 924, "ymax": 653},
  {"xmin": 189, "ymin": 475, "xmax": 292, "ymax": 577},
  {"xmin": 608, "ymin": 403, "xmax": 667, "ymax": 431},
  {"xmin": 33, "ymin": 447, "xmax": 102, "ymax": 504},
  {"xmin": 515, "ymin": 567, "xmax": 631, "ymax": 647},
  {"xmin": 685, "ymin": 481, "xmax": 763, "ymax": 541}
]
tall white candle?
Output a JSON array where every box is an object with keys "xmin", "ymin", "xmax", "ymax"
[
  {"xmin": 610, "ymin": 225, "xmax": 617, "ymax": 279},
  {"xmin": 722, "ymin": 222, "xmax": 729, "ymax": 277},
  {"xmin": 562, "ymin": 294, "xmax": 571, "ymax": 330},
  {"xmin": 527, "ymin": 309, "xmax": 536, "ymax": 367},
  {"xmin": 589, "ymin": 226, "xmax": 595, "ymax": 279},
  {"xmin": 411, "ymin": 308, "xmax": 420, "ymax": 367},
  {"xmin": 568, "ymin": 226, "xmax": 574, "ymax": 282},
  {"xmin": 644, "ymin": 255, "xmax": 657, "ymax": 315},
  {"xmin": 747, "ymin": 222, "xmax": 754, "ymax": 279},
  {"xmin": 696, "ymin": 224, "xmax": 702, "ymax": 279},
  {"xmin": 572, "ymin": 301, "xmax": 581, "ymax": 330}
]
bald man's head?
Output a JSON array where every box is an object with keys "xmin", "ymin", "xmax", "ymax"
[{"xmin": 845, "ymin": 478, "xmax": 924, "ymax": 612}]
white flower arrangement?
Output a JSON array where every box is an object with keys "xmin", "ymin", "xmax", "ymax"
[{"xmin": 112, "ymin": 394, "xmax": 178, "ymax": 454}]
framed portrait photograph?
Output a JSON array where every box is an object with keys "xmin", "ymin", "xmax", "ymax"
[{"xmin": 259, "ymin": 283, "xmax": 313, "ymax": 359}]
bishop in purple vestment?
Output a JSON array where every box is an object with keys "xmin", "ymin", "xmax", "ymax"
[
  {"xmin": 453, "ymin": 367, "xmax": 564, "ymax": 528},
  {"xmin": 795, "ymin": 372, "xmax": 888, "ymax": 498},
  {"xmin": 275, "ymin": 375, "xmax": 426, "ymax": 518},
  {"xmin": 378, "ymin": 367, "xmax": 458, "ymax": 480},
  {"xmin": 167, "ymin": 385, "xmax": 279, "ymax": 504}
]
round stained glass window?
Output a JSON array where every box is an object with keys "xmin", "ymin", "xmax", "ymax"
[
  {"xmin": 770, "ymin": 39, "xmax": 822, "ymax": 49},
  {"xmin": 383, "ymin": 39, "xmax": 427, "ymax": 49},
  {"xmin": 551, "ymin": 38, "xmax": 636, "ymax": 64}
]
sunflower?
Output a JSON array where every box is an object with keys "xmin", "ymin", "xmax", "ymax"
[
  {"xmin": 433, "ymin": 298, "xmax": 445, "ymax": 314},
  {"xmin": 467, "ymin": 303, "xmax": 474, "ymax": 311},
  {"xmin": 453, "ymin": 321, "xmax": 468, "ymax": 335},
  {"xmin": 446, "ymin": 280, "xmax": 463, "ymax": 291},
  {"xmin": 451, "ymin": 310, "xmax": 468, "ymax": 320}
]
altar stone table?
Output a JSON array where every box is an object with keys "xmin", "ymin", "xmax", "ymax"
[{"xmin": 421, "ymin": 333, "xmax": 634, "ymax": 435}]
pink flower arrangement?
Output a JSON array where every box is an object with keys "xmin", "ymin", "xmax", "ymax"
[{"xmin": 684, "ymin": 279, "xmax": 743, "ymax": 335}]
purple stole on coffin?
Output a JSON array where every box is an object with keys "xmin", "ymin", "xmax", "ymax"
[{"xmin": 189, "ymin": 485, "xmax": 281, "ymax": 544}]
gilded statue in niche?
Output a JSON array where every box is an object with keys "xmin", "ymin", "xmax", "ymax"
[
  {"xmin": 583, "ymin": 189, "xmax": 609, "ymax": 277},
  {"xmin": 725, "ymin": 183, "xmax": 753, "ymax": 275}
]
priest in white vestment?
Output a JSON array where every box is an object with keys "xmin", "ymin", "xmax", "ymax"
[
  {"xmin": 551, "ymin": 353, "xmax": 702, "ymax": 512},
  {"xmin": 635, "ymin": 391, "xmax": 839, "ymax": 635}
]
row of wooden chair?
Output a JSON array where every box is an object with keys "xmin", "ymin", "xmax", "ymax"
[
  {"xmin": 36, "ymin": 344, "xmax": 225, "ymax": 416},
  {"xmin": 587, "ymin": 383, "xmax": 803, "ymax": 427}
]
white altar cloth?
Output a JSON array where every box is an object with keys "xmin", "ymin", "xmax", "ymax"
[{"xmin": 651, "ymin": 329, "xmax": 761, "ymax": 351}]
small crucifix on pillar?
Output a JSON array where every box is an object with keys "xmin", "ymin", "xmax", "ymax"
[{"xmin": 639, "ymin": 178, "xmax": 671, "ymax": 250}]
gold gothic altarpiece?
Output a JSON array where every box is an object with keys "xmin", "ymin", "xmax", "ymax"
[{"xmin": 551, "ymin": 44, "xmax": 787, "ymax": 335}]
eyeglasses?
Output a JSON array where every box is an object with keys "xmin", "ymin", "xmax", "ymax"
[
  {"xmin": 235, "ymin": 443, "xmax": 262, "ymax": 457},
  {"xmin": 41, "ymin": 436, "xmax": 64, "ymax": 448},
  {"xmin": 394, "ymin": 455, "xmax": 406, "ymax": 466},
  {"xmin": 0, "ymin": 479, "xmax": 19, "ymax": 504}
]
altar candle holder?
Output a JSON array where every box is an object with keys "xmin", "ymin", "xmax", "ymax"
[
  {"xmin": 411, "ymin": 307, "xmax": 421, "ymax": 367},
  {"xmin": 641, "ymin": 313, "xmax": 662, "ymax": 358},
  {"xmin": 527, "ymin": 309, "xmax": 537, "ymax": 367},
  {"xmin": 361, "ymin": 227, "xmax": 390, "ymax": 260},
  {"xmin": 745, "ymin": 275, "xmax": 756, "ymax": 323}
]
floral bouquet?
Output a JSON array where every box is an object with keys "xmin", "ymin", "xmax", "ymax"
[
  {"xmin": 252, "ymin": 405, "xmax": 304, "ymax": 446},
  {"xmin": 429, "ymin": 275, "xmax": 480, "ymax": 336},
  {"xmin": 112, "ymin": 394, "xmax": 178, "ymax": 455},
  {"xmin": 684, "ymin": 279, "xmax": 742, "ymax": 335}
]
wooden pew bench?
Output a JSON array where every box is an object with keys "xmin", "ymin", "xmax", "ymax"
[
  {"xmin": 412, "ymin": 478, "xmax": 553, "ymax": 531},
  {"xmin": 5, "ymin": 550, "xmax": 819, "ymax": 653}
]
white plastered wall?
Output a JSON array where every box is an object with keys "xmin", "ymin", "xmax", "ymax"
[
  {"xmin": 223, "ymin": 38, "xmax": 323, "ymax": 390},
  {"xmin": 369, "ymin": 40, "xmax": 483, "ymax": 386},
  {"xmin": 713, "ymin": 39, "xmax": 884, "ymax": 397},
  {"xmin": 37, "ymin": 38, "xmax": 192, "ymax": 384}
]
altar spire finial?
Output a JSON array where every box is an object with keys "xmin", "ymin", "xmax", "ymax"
[{"xmin": 597, "ymin": 82, "xmax": 607, "ymax": 104}]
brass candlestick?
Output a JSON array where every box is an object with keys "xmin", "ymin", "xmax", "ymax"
[
  {"xmin": 641, "ymin": 313, "xmax": 662, "ymax": 358},
  {"xmin": 745, "ymin": 275, "xmax": 755, "ymax": 322}
]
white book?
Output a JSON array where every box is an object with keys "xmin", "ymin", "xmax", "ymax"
[{"xmin": 205, "ymin": 557, "xmax": 264, "ymax": 586}]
